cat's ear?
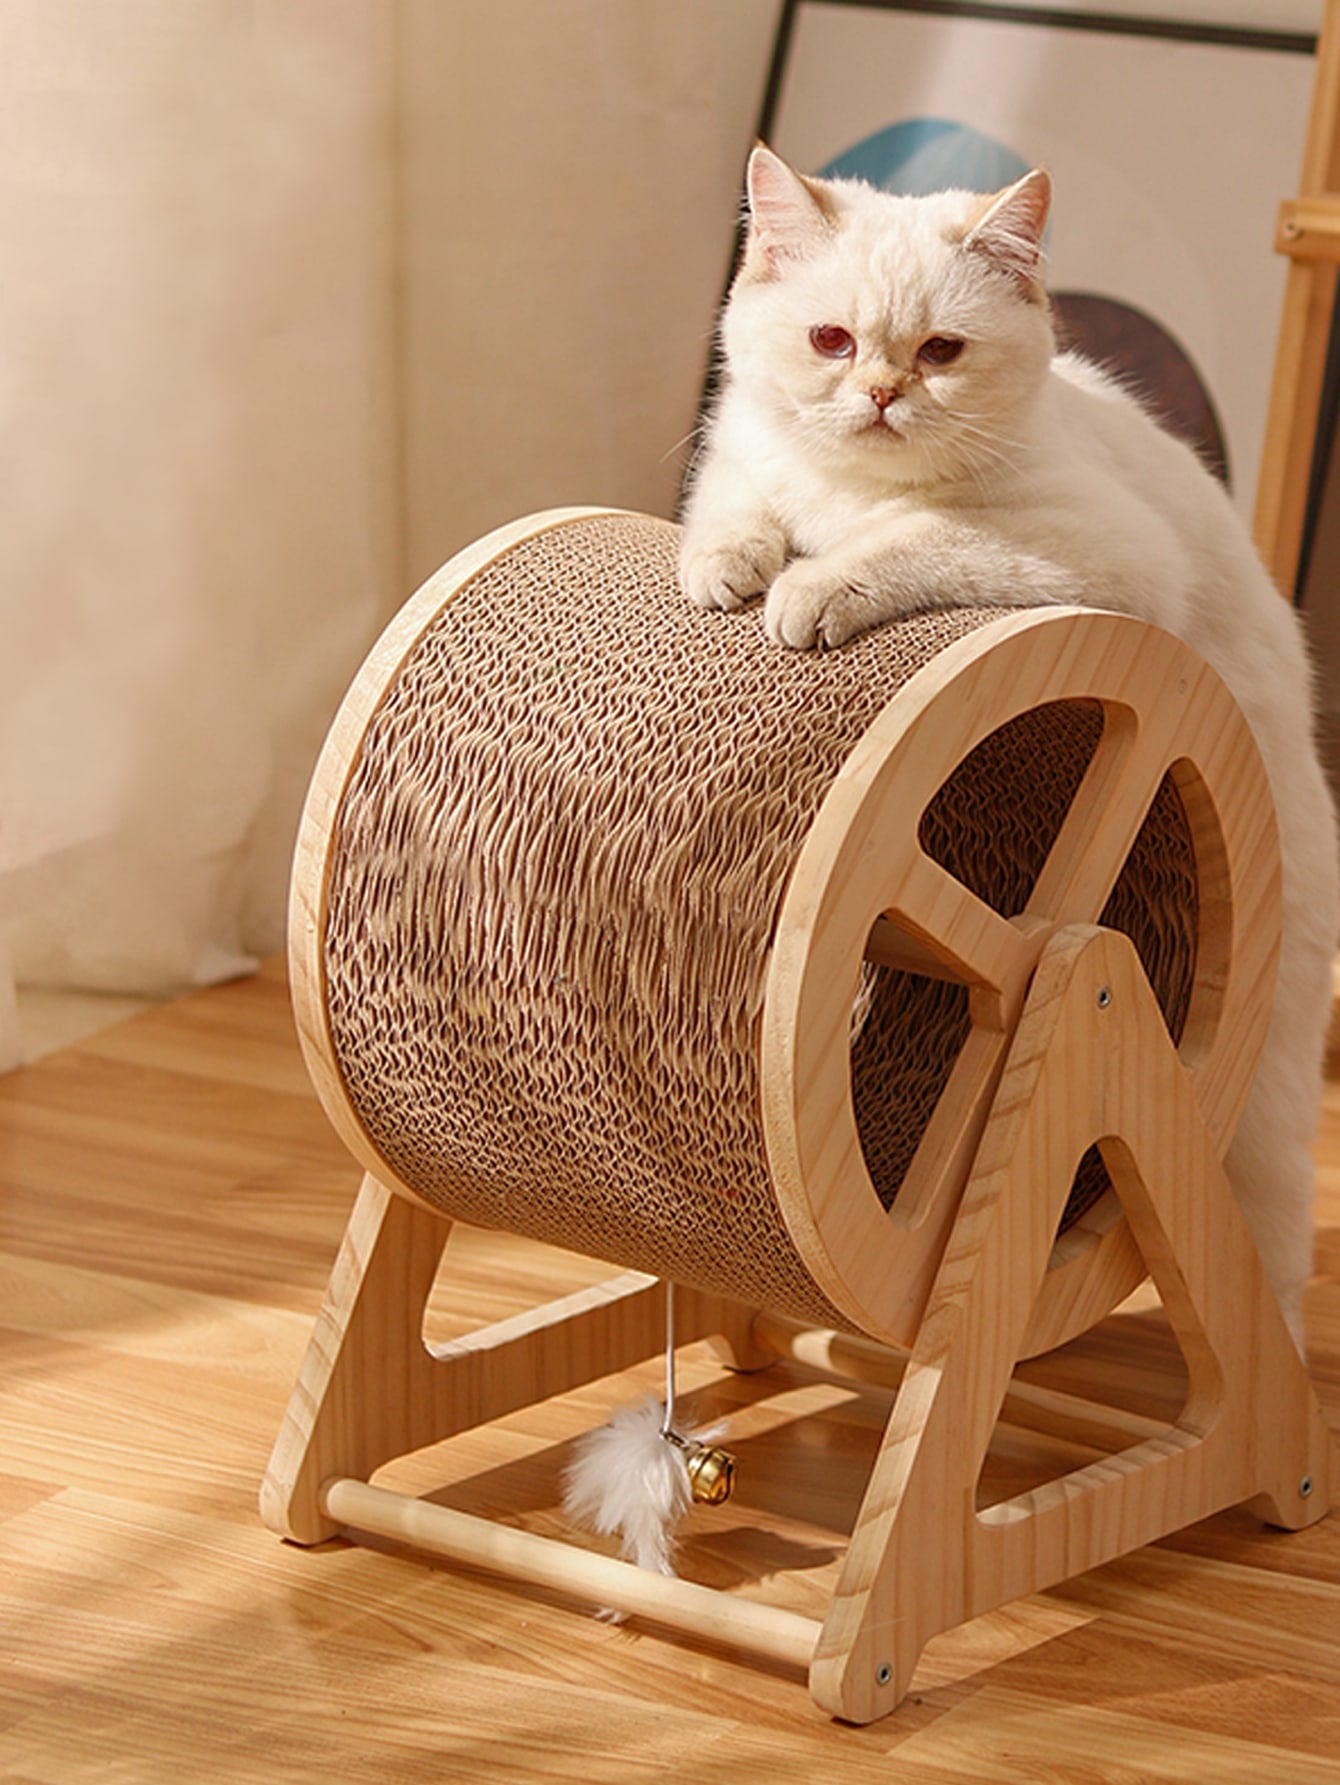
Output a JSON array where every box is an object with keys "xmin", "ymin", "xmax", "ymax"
[
  {"xmin": 742, "ymin": 144, "xmax": 834, "ymax": 278},
  {"xmin": 963, "ymin": 169, "xmax": 1052, "ymax": 301}
]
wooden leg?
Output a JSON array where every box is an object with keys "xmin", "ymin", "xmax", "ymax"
[
  {"xmin": 263, "ymin": 1172, "xmax": 770, "ymax": 1545},
  {"xmin": 809, "ymin": 925, "xmax": 1335, "ymax": 1724},
  {"xmin": 261, "ymin": 1174, "xmax": 453, "ymax": 1543}
]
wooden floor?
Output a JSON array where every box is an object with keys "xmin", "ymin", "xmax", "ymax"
[{"xmin": 2, "ymin": 955, "xmax": 1339, "ymax": 1781}]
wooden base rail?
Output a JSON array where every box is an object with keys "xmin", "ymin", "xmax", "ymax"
[{"xmin": 319, "ymin": 1476, "xmax": 822, "ymax": 1672}]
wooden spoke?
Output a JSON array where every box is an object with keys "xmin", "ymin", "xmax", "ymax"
[
  {"xmin": 864, "ymin": 917, "xmax": 962, "ymax": 984},
  {"xmin": 892, "ymin": 1028, "xmax": 1010, "ymax": 1231},
  {"xmin": 878, "ymin": 851, "xmax": 1039, "ymax": 1021},
  {"xmin": 1028, "ymin": 699, "xmax": 1177, "ymax": 923}
]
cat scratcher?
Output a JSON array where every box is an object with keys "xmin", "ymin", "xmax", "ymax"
[{"xmin": 263, "ymin": 507, "xmax": 1334, "ymax": 1724}]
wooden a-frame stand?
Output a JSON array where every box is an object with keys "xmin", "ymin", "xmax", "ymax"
[{"xmin": 262, "ymin": 920, "xmax": 1335, "ymax": 1725}]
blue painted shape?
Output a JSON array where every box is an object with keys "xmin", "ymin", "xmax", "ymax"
[{"xmin": 820, "ymin": 118, "xmax": 1029, "ymax": 197}]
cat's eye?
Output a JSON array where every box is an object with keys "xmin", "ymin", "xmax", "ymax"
[
  {"xmin": 918, "ymin": 336, "xmax": 965, "ymax": 367},
  {"xmin": 809, "ymin": 324, "xmax": 856, "ymax": 359}
]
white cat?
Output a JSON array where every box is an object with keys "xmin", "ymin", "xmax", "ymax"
[{"xmin": 681, "ymin": 145, "xmax": 1339, "ymax": 1348}]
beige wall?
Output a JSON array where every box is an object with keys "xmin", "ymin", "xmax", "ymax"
[
  {"xmin": 1, "ymin": 0, "xmax": 778, "ymax": 1007},
  {"xmin": 397, "ymin": 0, "xmax": 778, "ymax": 585}
]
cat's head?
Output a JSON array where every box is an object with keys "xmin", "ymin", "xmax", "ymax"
[{"xmin": 721, "ymin": 145, "xmax": 1055, "ymax": 487}]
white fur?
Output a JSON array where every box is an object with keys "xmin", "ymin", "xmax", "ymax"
[{"xmin": 681, "ymin": 149, "xmax": 1339, "ymax": 1347}]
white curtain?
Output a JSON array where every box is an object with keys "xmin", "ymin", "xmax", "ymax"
[{"xmin": 0, "ymin": 0, "xmax": 777, "ymax": 1032}]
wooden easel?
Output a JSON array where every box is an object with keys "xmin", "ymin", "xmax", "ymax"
[{"xmin": 1256, "ymin": 0, "xmax": 1340, "ymax": 592}]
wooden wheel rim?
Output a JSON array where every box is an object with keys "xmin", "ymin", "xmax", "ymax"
[{"xmin": 761, "ymin": 607, "xmax": 1282, "ymax": 1354}]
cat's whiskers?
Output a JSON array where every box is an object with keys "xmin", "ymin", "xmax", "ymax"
[
  {"xmin": 920, "ymin": 433, "xmax": 998, "ymax": 504},
  {"xmin": 931, "ymin": 424, "xmax": 1011, "ymax": 485},
  {"xmin": 661, "ymin": 426, "xmax": 705, "ymax": 468},
  {"xmin": 941, "ymin": 414, "xmax": 1031, "ymax": 487},
  {"xmin": 942, "ymin": 401, "xmax": 1030, "ymax": 447}
]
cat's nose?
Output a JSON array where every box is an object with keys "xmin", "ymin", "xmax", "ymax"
[{"xmin": 869, "ymin": 385, "xmax": 901, "ymax": 411}]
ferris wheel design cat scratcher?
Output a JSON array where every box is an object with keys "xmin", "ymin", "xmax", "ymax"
[{"xmin": 263, "ymin": 508, "xmax": 1333, "ymax": 1725}]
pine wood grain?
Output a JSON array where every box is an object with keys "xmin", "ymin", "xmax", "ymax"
[
  {"xmin": 1, "ymin": 954, "xmax": 1338, "ymax": 1777},
  {"xmin": 760, "ymin": 607, "xmax": 1279, "ymax": 1362},
  {"xmin": 1255, "ymin": 0, "xmax": 1340, "ymax": 592}
]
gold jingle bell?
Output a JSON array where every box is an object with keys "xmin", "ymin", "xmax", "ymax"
[{"xmin": 677, "ymin": 1436, "xmax": 736, "ymax": 1506}]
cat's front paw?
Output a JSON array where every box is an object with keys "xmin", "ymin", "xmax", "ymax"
[
  {"xmin": 679, "ymin": 532, "xmax": 785, "ymax": 613},
  {"xmin": 764, "ymin": 558, "xmax": 879, "ymax": 651}
]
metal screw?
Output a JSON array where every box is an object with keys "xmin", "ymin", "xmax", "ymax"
[
  {"xmin": 1097, "ymin": 986, "xmax": 1112, "ymax": 1009},
  {"xmin": 876, "ymin": 1663, "xmax": 892, "ymax": 1687},
  {"xmin": 1300, "ymin": 1474, "xmax": 1314, "ymax": 1499}
]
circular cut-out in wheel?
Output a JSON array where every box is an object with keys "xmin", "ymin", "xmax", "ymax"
[{"xmin": 761, "ymin": 605, "xmax": 1280, "ymax": 1355}]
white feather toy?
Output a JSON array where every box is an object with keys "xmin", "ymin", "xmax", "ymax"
[
  {"xmin": 563, "ymin": 1394, "xmax": 695, "ymax": 1577},
  {"xmin": 562, "ymin": 1283, "xmax": 735, "ymax": 1594}
]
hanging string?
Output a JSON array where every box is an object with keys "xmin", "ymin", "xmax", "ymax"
[
  {"xmin": 661, "ymin": 1278, "xmax": 677, "ymax": 1436},
  {"xmin": 656, "ymin": 1279, "xmax": 734, "ymax": 1503}
]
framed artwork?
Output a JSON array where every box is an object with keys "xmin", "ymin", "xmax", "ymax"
[{"xmin": 757, "ymin": 1, "xmax": 1318, "ymax": 518}]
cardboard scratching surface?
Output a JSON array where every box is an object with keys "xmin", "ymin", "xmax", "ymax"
[{"xmin": 318, "ymin": 514, "xmax": 1197, "ymax": 1330}]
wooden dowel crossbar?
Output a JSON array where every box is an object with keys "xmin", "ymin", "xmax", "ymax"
[
  {"xmin": 753, "ymin": 1313, "xmax": 1172, "ymax": 1453},
  {"xmin": 320, "ymin": 1476, "xmax": 822, "ymax": 1672}
]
